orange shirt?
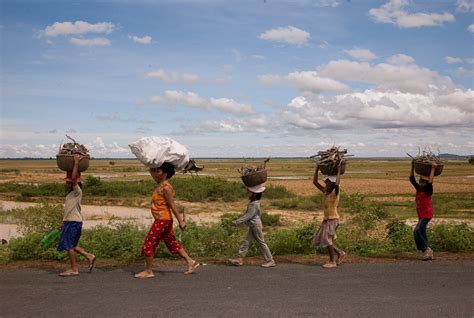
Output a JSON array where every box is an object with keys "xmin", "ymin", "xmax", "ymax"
[{"xmin": 150, "ymin": 182, "xmax": 173, "ymax": 220}]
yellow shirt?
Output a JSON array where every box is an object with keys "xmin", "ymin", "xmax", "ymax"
[
  {"xmin": 323, "ymin": 189, "xmax": 340, "ymax": 220},
  {"xmin": 150, "ymin": 182, "xmax": 173, "ymax": 221}
]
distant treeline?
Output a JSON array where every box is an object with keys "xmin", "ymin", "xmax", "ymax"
[{"xmin": 0, "ymin": 154, "xmax": 471, "ymax": 160}]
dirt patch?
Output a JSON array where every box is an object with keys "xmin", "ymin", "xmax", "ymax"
[
  {"xmin": 268, "ymin": 177, "xmax": 474, "ymax": 196},
  {"xmin": 1, "ymin": 252, "xmax": 473, "ymax": 270}
]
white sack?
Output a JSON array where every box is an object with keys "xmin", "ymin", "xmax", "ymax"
[{"xmin": 129, "ymin": 136, "xmax": 189, "ymax": 170}]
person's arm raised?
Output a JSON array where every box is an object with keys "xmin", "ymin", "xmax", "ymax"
[{"xmin": 313, "ymin": 164, "xmax": 325, "ymax": 192}]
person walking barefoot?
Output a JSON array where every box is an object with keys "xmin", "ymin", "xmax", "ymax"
[
  {"xmin": 135, "ymin": 163, "xmax": 199, "ymax": 278},
  {"xmin": 57, "ymin": 154, "xmax": 96, "ymax": 276},
  {"xmin": 312, "ymin": 164, "xmax": 346, "ymax": 269}
]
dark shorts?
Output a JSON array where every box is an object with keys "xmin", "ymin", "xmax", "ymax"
[{"xmin": 57, "ymin": 221, "xmax": 83, "ymax": 251}]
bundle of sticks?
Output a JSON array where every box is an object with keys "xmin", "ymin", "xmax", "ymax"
[
  {"xmin": 310, "ymin": 146, "xmax": 348, "ymax": 166},
  {"xmin": 58, "ymin": 135, "xmax": 89, "ymax": 156},
  {"xmin": 407, "ymin": 147, "xmax": 442, "ymax": 164},
  {"xmin": 238, "ymin": 157, "xmax": 270, "ymax": 176}
]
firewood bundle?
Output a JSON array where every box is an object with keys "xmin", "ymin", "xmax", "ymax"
[{"xmin": 311, "ymin": 146, "xmax": 348, "ymax": 175}]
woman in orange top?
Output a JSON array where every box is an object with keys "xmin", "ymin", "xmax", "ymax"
[{"xmin": 135, "ymin": 162, "xmax": 199, "ymax": 278}]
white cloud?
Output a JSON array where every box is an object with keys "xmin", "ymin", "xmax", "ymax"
[
  {"xmin": 456, "ymin": 67, "xmax": 474, "ymax": 77},
  {"xmin": 468, "ymin": 24, "xmax": 474, "ymax": 32},
  {"xmin": 279, "ymin": 88, "xmax": 473, "ymax": 130},
  {"xmin": 128, "ymin": 35, "xmax": 152, "ymax": 44},
  {"xmin": 445, "ymin": 56, "xmax": 463, "ymax": 64},
  {"xmin": 183, "ymin": 115, "xmax": 271, "ymax": 134},
  {"xmin": 145, "ymin": 69, "xmax": 200, "ymax": 83},
  {"xmin": 251, "ymin": 54, "xmax": 266, "ymax": 60},
  {"xmin": 258, "ymin": 71, "xmax": 351, "ymax": 94},
  {"xmin": 386, "ymin": 54, "xmax": 415, "ymax": 65},
  {"xmin": 259, "ymin": 26, "xmax": 310, "ymax": 45},
  {"xmin": 369, "ymin": 0, "xmax": 455, "ymax": 28},
  {"xmin": 318, "ymin": 59, "xmax": 454, "ymax": 94},
  {"xmin": 345, "ymin": 47, "xmax": 377, "ymax": 61},
  {"xmin": 40, "ymin": 21, "xmax": 115, "ymax": 37},
  {"xmin": 70, "ymin": 37, "xmax": 111, "ymax": 46},
  {"xmin": 312, "ymin": 0, "xmax": 340, "ymax": 7},
  {"xmin": 96, "ymin": 112, "xmax": 120, "ymax": 121},
  {"xmin": 140, "ymin": 90, "xmax": 254, "ymax": 115},
  {"xmin": 456, "ymin": 0, "xmax": 474, "ymax": 12}
]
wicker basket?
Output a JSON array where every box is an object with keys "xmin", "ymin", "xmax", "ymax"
[
  {"xmin": 319, "ymin": 161, "xmax": 346, "ymax": 176},
  {"xmin": 414, "ymin": 162, "xmax": 443, "ymax": 177},
  {"xmin": 241, "ymin": 170, "xmax": 267, "ymax": 187},
  {"xmin": 56, "ymin": 154, "xmax": 90, "ymax": 172}
]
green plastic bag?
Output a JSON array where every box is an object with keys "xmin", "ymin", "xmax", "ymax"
[{"xmin": 40, "ymin": 229, "xmax": 61, "ymax": 247}]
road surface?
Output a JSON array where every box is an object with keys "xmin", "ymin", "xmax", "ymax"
[{"xmin": 1, "ymin": 261, "xmax": 472, "ymax": 317}]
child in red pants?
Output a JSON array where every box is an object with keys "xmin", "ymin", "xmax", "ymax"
[{"xmin": 135, "ymin": 162, "xmax": 199, "ymax": 278}]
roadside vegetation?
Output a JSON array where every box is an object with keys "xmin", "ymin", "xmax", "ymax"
[{"xmin": 0, "ymin": 195, "xmax": 472, "ymax": 264}]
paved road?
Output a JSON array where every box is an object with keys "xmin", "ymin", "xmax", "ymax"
[{"xmin": 1, "ymin": 261, "xmax": 472, "ymax": 317}]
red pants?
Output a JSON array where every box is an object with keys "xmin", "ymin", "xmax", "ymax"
[{"xmin": 141, "ymin": 219, "xmax": 182, "ymax": 257}]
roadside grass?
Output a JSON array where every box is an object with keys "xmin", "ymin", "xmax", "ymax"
[
  {"xmin": 1, "ymin": 197, "xmax": 471, "ymax": 264},
  {"xmin": 0, "ymin": 176, "xmax": 294, "ymax": 203}
]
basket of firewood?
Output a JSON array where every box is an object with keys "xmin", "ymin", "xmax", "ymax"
[
  {"xmin": 408, "ymin": 148, "xmax": 443, "ymax": 177},
  {"xmin": 56, "ymin": 135, "xmax": 90, "ymax": 172},
  {"xmin": 311, "ymin": 146, "xmax": 348, "ymax": 175},
  {"xmin": 239, "ymin": 158, "xmax": 270, "ymax": 187}
]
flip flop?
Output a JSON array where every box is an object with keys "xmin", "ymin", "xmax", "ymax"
[
  {"xmin": 89, "ymin": 256, "xmax": 96, "ymax": 272},
  {"xmin": 184, "ymin": 261, "xmax": 200, "ymax": 275},
  {"xmin": 59, "ymin": 270, "xmax": 80, "ymax": 277}
]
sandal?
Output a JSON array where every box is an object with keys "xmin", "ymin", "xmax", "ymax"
[{"xmin": 184, "ymin": 261, "xmax": 200, "ymax": 275}]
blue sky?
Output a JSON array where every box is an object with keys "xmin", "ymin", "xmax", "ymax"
[{"xmin": 1, "ymin": 0, "xmax": 473, "ymax": 158}]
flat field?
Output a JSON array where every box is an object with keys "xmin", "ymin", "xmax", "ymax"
[{"xmin": 0, "ymin": 158, "xmax": 473, "ymax": 227}]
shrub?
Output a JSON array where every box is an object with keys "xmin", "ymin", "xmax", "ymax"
[
  {"xmin": 264, "ymin": 185, "xmax": 295, "ymax": 199},
  {"xmin": 80, "ymin": 221, "xmax": 146, "ymax": 262},
  {"xmin": 271, "ymin": 194, "xmax": 322, "ymax": 210},
  {"xmin": 0, "ymin": 244, "xmax": 13, "ymax": 264},
  {"xmin": 15, "ymin": 203, "xmax": 63, "ymax": 235},
  {"xmin": 386, "ymin": 220, "xmax": 414, "ymax": 252},
  {"xmin": 429, "ymin": 223, "xmax": 474, "ymax": 252},
  {"xmin": 260, "ymin": 212, "xmax": 281, "ymax": 227}
]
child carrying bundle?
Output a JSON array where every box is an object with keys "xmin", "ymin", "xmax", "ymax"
[
  {"xmin": 408, "ymin": 148, "xmax": 442, "ymax": 261},
  {"xmin": 312, "ymin": 146, "xmax": 347, "ymax": 269},
  {"xmin": 229, "ymin": 159, "xmax": 276, "ymax": 268}
]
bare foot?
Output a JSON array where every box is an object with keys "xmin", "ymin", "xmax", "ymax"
[
  {"xmin": 134, "ymin": 270, "xmax": 155, "ymax": 279},
  {"xmin": 88, "ymin": 254, "xmax": 96, "ymax": 272},
  {"xmin": 336, "ymin": 252, "xmax": 347, "ymax": 265},
  {"xmin": 59, "ymin": 270, "xmax": 80, "ymax": 277},
  {"xmin": 184, "ymin": 261, "xmax": 200, "ymax": 275},
  {"xmin": 322, "ymin": 262, "xmax": 337, "ymax": 269}
]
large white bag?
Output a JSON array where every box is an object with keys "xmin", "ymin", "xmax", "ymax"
[{"xmin": 129, "ymin": 136, "xmax": 189, "ymax": 170}]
